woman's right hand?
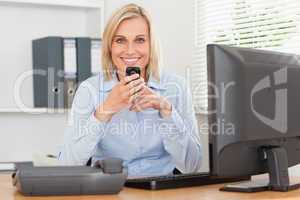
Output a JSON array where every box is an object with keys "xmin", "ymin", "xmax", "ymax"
[{"xmin": 95, "ymin": 73, "xmax": 145, "ymax": 122}]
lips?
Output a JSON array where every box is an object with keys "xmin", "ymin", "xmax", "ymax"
[{"xmin": 121, "ymin": 57, "xmax": 141, "ymax": 66}]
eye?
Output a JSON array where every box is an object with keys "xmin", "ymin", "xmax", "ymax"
[
  {"xmin": 115, "ymin": 38, "xmax": 125, "ymax": 44},
  {"xmin": 136, "ymin": 37, "xmax": 146, "ymax": 43}
]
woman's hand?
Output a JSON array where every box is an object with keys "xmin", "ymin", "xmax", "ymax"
[
  {"xmin": 95, "ymin": 74, "xmax": 145, "ymax": 122},
  {"xmin": 130, "ymin": 86, "xmax": 172, "ymax": 118}
]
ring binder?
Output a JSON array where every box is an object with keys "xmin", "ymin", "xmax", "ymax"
[{"xmin": 32, "ymin": 36, "xmax": 102, "ymax": 109}]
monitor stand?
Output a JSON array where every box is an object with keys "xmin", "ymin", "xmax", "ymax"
[{"xmin": 220, "ymin": 146, "xmax": 300, "ymax": 192}]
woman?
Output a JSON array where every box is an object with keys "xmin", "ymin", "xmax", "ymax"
[{"xmin": 58, "ymin": 3, "xmax": 202, "ymax": 177}]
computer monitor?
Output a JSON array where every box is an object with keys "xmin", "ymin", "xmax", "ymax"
[{"xmin": 207, "ymin": 44, "xmax": 300, "ymax": 192}]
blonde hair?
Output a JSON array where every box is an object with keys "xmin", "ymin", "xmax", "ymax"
[{"xmin": 101, "ymin": 3, "xmax": 161, "ymax": 81}]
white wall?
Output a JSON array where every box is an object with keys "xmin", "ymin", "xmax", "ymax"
[{"xmin": 0, "ymin": 113, "xmax": 67, "ymax": 162}]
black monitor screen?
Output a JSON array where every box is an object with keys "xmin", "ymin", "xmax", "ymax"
[{"xmin": 207, "ymin": 44, "xmax": 300, "ymax": 177}]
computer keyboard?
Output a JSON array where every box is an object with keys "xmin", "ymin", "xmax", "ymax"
[
  {"xmin": 125, "ymin": 172, "xmax": 251, "ymax": 190},
  {"xmin": 127, "ymin": 172, "xmax": 208, "ymax": 182}
]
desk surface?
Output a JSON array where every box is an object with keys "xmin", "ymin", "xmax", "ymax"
[{"xmin": 1, "ymin": 174, "xmax": 300, "ymax": 200}]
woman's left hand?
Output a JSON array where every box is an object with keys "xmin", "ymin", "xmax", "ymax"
[{"xmin": 129, "ymin": 86, "xmax": 172, "ymax": 118}]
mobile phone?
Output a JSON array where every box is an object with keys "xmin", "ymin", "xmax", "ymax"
[{"xmin": 126, "ymin": 66, "xmax": 141, "ymax": 77}]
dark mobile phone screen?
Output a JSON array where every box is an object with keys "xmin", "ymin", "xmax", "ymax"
[{"xmin": 126, "ymin": 67, "xmax": 141, "ymax": 76}]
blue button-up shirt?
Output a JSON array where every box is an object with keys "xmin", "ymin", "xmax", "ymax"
[{"xmin": 58, "ymin": 71, "xmax": 202, "ymax": 177}]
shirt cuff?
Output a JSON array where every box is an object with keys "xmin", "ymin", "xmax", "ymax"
[
  {"xmin": 159, "ymin": 107, "xmax": 186, "ymax": 133},
  {"xmin": 158, "ymin": 108, "xmax": 189, "ymax": 144}
]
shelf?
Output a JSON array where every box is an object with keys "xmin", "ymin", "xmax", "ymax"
[
  {"xmin": 194, "ymin": 107, "xmax": 209, "ymax": 115},
  {"xmin": 0, "ymin": 0, "xmax": 104, "ymax": 9},
  {"xmin": 0, "ymin": 108, "xmax": 69, "ymax": 114},
  {"xmin": 0, "ymin": 0, "xmax": 104, "ymax": 112}
]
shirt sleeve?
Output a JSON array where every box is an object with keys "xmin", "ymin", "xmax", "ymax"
[
  {"xmin": 159, "ymin": 77, "xmax": 202, "ymax": 173},
  {"xmin": 58, "ymin": 80, "xmax": 107, "ymax": 165}
]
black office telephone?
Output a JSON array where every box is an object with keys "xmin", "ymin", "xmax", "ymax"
[{"xmin": 12, "ymin": 158, "xmax": 127, "ymax": 196}]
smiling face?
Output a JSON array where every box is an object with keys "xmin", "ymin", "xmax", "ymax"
[{"xmin": 111, "ymin": 16, "xmax": 150, "ymax": 79}]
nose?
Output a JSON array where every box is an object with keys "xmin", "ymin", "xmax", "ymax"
[{"xmin": 126, "ymin": 42, "xmax": 136, "ymax": 55}]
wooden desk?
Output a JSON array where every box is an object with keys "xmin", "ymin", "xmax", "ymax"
[{"xmin": 1, "ymin": 174, "xmax": 300, "ymax": 200}]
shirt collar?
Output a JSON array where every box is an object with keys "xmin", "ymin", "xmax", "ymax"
[{"xmin": 99, "ymin": 71, "xmax": 166, "ymax": 92}]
